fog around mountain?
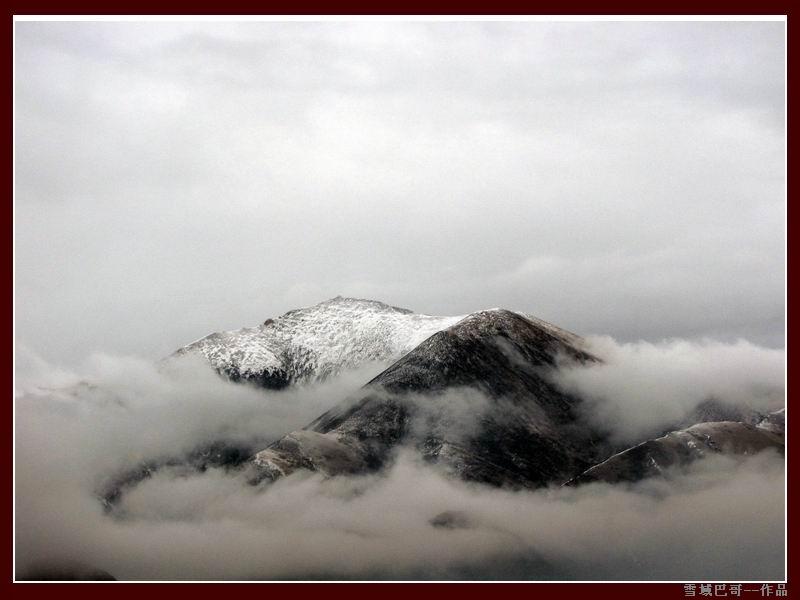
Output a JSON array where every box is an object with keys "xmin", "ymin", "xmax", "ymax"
[
  {"xmin": 16, "ymin": 322, "xmax": 785, "ymax": 580},
  {"xmin": 14, "ymin": 18, "xmax": 785, "ymax": 582}
]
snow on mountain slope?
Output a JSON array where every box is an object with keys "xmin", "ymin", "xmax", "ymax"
[{"xmin": 174, "ymin": 297, "xmax": 465, "ymax": 389}]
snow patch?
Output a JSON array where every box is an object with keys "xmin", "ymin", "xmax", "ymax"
[{"xmin": 175, "ymin": 297, "xmax": 464, "ymax": 385}]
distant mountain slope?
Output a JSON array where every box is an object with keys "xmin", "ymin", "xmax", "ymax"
[
  {"xmin": 674, "ymin": 398, "xmax": 765, "ymax": 429},
  {"xmin": 250, "ymin": 309, "xmax": 609, "ymax": 488},
  {"xmin": 756, "ymin": 408, "xmax": 785, "ymax": 434},
  {"xmin": 174, "ymin": 297, "xmax": 464, "ymax": 388},
  {"xmin": 567, "ymin": 416, "xmax": 785, "ymax": 486}
]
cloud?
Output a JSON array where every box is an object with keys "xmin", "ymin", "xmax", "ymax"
[
  {"xmin": 13, "ymin": 19, "xmax": 786, "ymax": 583},
  {"xmin": 14, "ymin": 20, "xmax": 785, "ymax": 367},
  {"xmin": 15, "ymin": 350, "xmax": 785, "ymax": 581},
  {"xmin": 16, "ymin": 445, "xmax": 785, "ymax": 581},
  {"xmin": 553, "ymin": 336, "xmax": 785, "ymax": 442},
  {"xmin": 14, "ymin": 351, "xmax": 385, "ymax": 493},
  {"xmin": 404, "ymin": 387, "xmax": 494, "ymax": 445}
]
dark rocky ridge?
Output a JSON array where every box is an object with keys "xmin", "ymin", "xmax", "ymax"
[
  {"xmin": 567, "ymin": 417, "xmax": 785, "ymax": 486},
  {"xmin": 250, "ymin": 309, "xmax": 613, "ymax": 488},
  {"xmin": 99, "ymin": 438, "xmax": 261, "ymax": 512}
]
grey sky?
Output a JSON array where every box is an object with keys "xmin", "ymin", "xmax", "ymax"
[{"xmin": 14, "ymin": 20, "xmax": 786, "ymax": 366}]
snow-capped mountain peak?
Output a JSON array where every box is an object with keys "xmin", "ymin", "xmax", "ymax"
[{"xmin": 174, "ymin": 297, "xmax": 464, "ymax": 388}]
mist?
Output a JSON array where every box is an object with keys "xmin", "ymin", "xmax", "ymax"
[
  {"xmin": 14, "ymin": 17, "xmax": 785, "ymax": 582},
  {"xmin": 554, "ymin": 336, "xmax": 785, "ymax": 443},
  {"xmin": 15, "ymin": 349, "xmax": 785, "ymax": 581}
]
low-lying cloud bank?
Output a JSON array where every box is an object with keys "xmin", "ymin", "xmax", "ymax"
[
  {"xmin": 15, "ymin": 349, "xmax": 384, "ymax": 475},
  {"xmin": 15, "ymin": 343, "xmax": 785, "ymax": 580},
  {"xmin": 554, "ymin": 336, "xmax": 785, "ymax": 443},
  {"xmin": 16, "ymin": 450, "xmax": 785, "ymax": 581}
]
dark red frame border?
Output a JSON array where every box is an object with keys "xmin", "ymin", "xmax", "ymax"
[{"xmin": 3, "ymin": 3, "xmax": 793, "ymax": 599}]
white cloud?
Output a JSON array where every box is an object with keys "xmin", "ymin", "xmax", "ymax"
[
  {"xmin": 554, "ymin": 336, "xmax": 785, "ymax": 442},
  {"xmin": 13, "ymin": 20, "xmax": 785, "ymax": 365},
  {"xmin": 15, "ymin": 348, "xmax": 785, "ymax": 580}
]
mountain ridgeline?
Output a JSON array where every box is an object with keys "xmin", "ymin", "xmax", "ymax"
[
  {"xmin": 247, "ymin": 308, "xmax": 613, "ymax": 488},
  {"xmin": 166, "ymin": 297, "xmax": 784, "ymax": 491},
  {"xmin": 174, "ymin": 297, "xmax": 463, "ymax": 389}
]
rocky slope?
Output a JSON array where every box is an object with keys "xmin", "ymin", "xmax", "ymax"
[
  {"xmin": 92, "ymin": 297, "xmax": 786, "ymax": 506},
  {"xmin": 567, "ymin": 414, "xmax": 785, "ymax": 486},
  {"xmin": 249, "ymin": 309, "xmax": 611, "ymax": 488}
]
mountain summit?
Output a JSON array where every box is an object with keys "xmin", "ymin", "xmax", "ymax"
[
  {"xmin": 162, "ymin": 298, "xmax": 784, "ymax": 493},
  {"xmin": 249, "ymin": 308, "xmax": 608, "ymax": 488},
  {"xmin": 174, "ymin": 297, "xmax": 463, "ymax": 388},
  {"xmin": 174, "ymin": 297, "xmax": 580, "ymax": 391}
]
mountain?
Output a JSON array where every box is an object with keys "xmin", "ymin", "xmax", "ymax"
[
  {"xmin": 104, "ymin": 298, "xmax": 469, "ymax": 507},
  {"xmin": 127, "ymin": 297, "xmax": 783, "ymax": 497},
  {"xmin": 248, "ymin": 309, "xmax": 612, "ymax": 488},
  {"xmin": 756, "ymin": 407, "xmax": 785, "ymax": 434},
  {"xmin": 566, "ymin": 415, "xmax": 785, "ymax": 486},
  {"xmin": 174, "ymin": 297, "xmax": 463, "ymax": 389},
  {"xmin": 674, "ymin": 397, "xmax": 765, "ymax": 430}
]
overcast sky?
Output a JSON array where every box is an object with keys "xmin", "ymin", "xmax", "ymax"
[{"xmin": 14, "ymin": 19, "xmax": 786, "ymax": 366}]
